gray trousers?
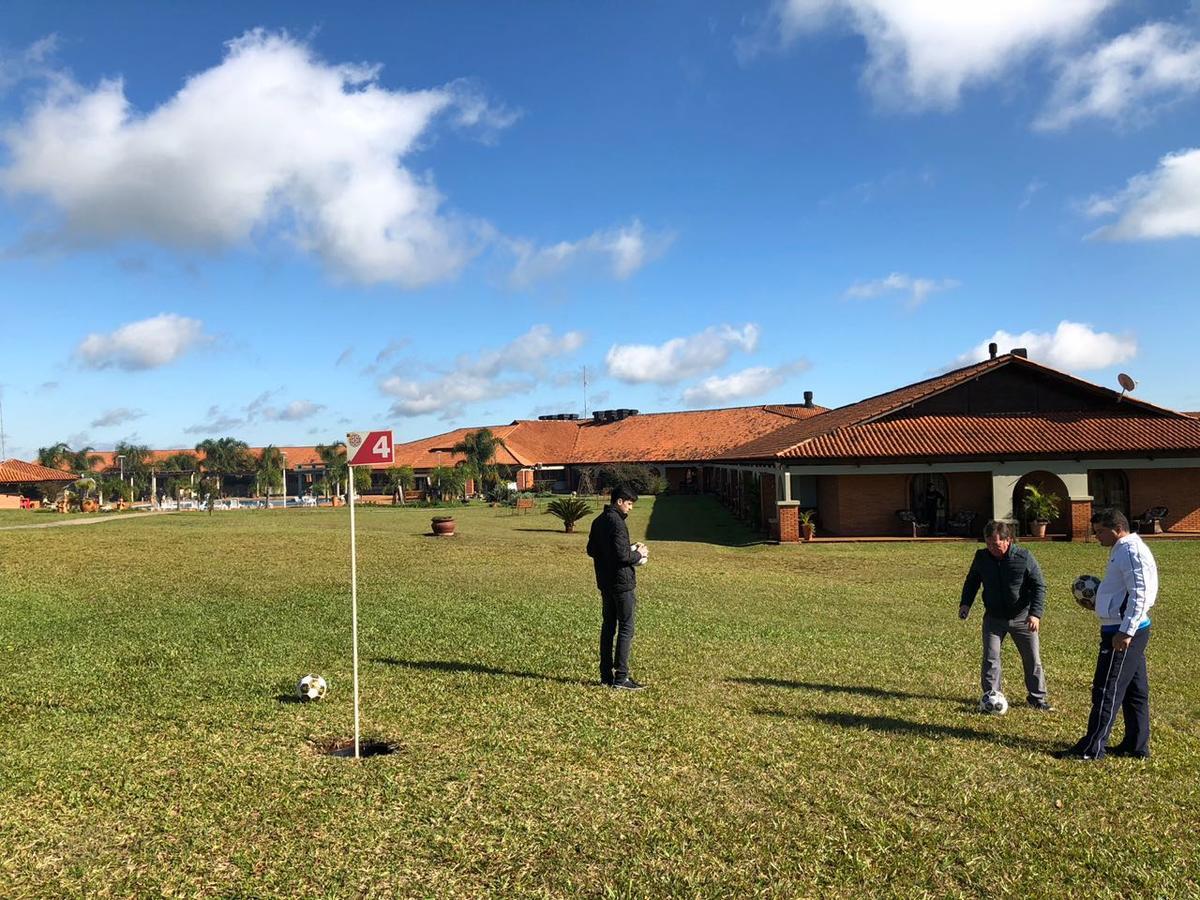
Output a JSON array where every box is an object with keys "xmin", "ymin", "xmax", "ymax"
[{"xmin": 981, "ymin": 613, "xmax": 1047, "ymax": 703}]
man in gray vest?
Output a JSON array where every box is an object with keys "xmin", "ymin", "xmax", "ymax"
[{"xmin": 959, "ymin": 520, "xmax": 1052, "ymax": 711}]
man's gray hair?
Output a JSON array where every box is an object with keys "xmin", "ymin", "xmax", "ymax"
[
  {"xmin": 1090, "ymin": 507, "xmax": 1129, "ymax": 532},
  {"xmin": 982, "ymin": 520, "xmax": 1013, "ymax": 540}
]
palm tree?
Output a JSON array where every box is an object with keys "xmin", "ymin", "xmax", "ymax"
[
  {"xmin": 113, "ymin": 441, "xmax": 153, "ymax": 499},
  {"xmin": 315, "ymin": 442, "xmax": 348, "ymax": 499},
  {"xmin": 451, "ymin": 428, "xmax": 509, "ymax": 498},
  {"xmin": 385, "ymin": 465, "xmax": 415, "ymax": 505},
  {"xmin": 66, "ymin": 445, "xmax": 101, "ymax": 475},
  {"xmin": 37, "ymin": 442, "xmax": 72, "ymax": 470},
  {"xmin": 429, "ymin": 465, "xmax": 465, "ymax": 503},
  {"xmin": 195, "ymin": 437, "xmax": 253, "ymax": 497},
  {"xmin": 256, "ymin": 445, "xmax": 285, "ymax": 506},
  {"xmin": 159, "ymin": 451, "xmax": 200, "ymax": 502}
]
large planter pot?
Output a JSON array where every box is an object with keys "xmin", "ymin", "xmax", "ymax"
[
  {"xmin": 801, "ymin": 523, "xmax": 815, "ymax": 542},
  {"xmin": 432, "ymin": 516, "xmax": 457, "ymax": 536},
  {"xmin": 1030, "ymin": 521, "xmax": 1048, "ymax": 538},
  {"xmin": 81, "ymin": 499, "xmax": 99, "ymax": 513}
]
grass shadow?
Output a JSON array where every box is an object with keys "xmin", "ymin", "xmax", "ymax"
[
  {"xmin": 754, "ymin": 708, "xmax": 1055, "ymax": 753},
  {"xmin": 729, "ymin": 677, "xmax": 957, "ymax": 704},
  {"xmin": 374, "ymin": 657, "xmax": 583, "ymax": 685},
  {"xmin": 644, "ymin": 495, "xmax": 770, "ymax": 547}
]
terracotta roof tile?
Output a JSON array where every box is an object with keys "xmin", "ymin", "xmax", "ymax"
[
  {"xmin": 777, "ymin": 413, "xmax": 1200, "ymax": 461},
  {"xmin": 0, "ymin": 459, "xmax": 78, "ymax": 483},
  {"xmin": 722, "ymin": 355, "xmax": 1189, "ymax": 461}
]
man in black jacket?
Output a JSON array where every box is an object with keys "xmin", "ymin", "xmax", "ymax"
[
  {"xmin": 959, "ymin": 519, "xmax": 1052, "ymax": 710},
  {"xmin": 587, "ymin": 485, "xmax": 648, "ymax": 690}
]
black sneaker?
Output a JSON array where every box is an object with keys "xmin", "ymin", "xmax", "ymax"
[
  {"xmin": 611, "ymin": 678, "xmax": 645, "ymax": 691},
  {"xmin": 1108, "ymin": 745, "xmax": 1151, "ymax": 760},
  {"xmin": 1027, "ymin": 699, "xmax": 1055, "ymax": 711}
]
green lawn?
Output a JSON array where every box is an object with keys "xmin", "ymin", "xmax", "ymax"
[{"xmin": 2, "ymin": 497, "xmax": 1198, "ymax": 897}]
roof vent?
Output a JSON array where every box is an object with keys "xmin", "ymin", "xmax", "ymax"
[
  {"xmin": 538, "ymin": 413, "xmax": 581, "ymax": 421},
  {"xmin": 988, "ymin": 342, "xmax": 998, "ymax": 360},
  {"xmin": 803, "ymin": 390, "xmax": 814, "ymax": 408},
  {"xmin": 1011, "ymin": 347, "xmax": 1028, "ymax": 359}
]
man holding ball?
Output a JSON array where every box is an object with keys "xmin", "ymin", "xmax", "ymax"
[{"xmin": 587, "ymin": 485, "xmax": 648, "ymax": 690}]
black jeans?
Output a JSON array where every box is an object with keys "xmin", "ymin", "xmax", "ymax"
[{"xmin": 600, "ymin": 588, "xmax": 636, "ymax": 683}]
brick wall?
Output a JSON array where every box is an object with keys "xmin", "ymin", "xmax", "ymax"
[
  {"xmin": 835, "ymin": 474, "xmax": 910, "ymax": 536},
  {"xmin": 1127, "ymin": 467, "xmax": 1200, "ymax": 532},
  {"xmin": 946, "ymin": 472, "xmax": 992, "ymax": 523},
  {"xmin": 816, "ymin": 475, "xmax": 840, "ymax": 534},
  {"xmin": 1069, "ymin": 499, "xmax": 1093, "ymax": 542},
  {"xmin": 516, "ymin": 468, "xmax": 535, "ymax": 491},
  {"xmin": 777, "ymin": 503, "xmax": 799, "ymax": 543}
]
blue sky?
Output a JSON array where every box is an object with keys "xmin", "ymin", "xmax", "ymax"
[{"xmin": 2, "ymin": 1, "xmax": 1199, "ymax": 458}]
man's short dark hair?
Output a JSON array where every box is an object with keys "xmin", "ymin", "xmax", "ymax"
[
  {"xmin": 982, "ymin": 520, "xmax": 1013, "ymax": 540},
  {"xmin": 1090, "ymin": 508, "xmax": 1129, "ymax": 531},
  {"xmin": 610, "ymin": 485, "xmax": 638, "ymax": 504}
]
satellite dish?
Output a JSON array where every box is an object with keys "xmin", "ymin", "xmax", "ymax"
[{"xmin": 1117, "ymin": 372, "xmax": 1137, "ymax": 402}]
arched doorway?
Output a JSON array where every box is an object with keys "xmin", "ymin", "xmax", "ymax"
[
  {"xmin": 1088, "ymin": 469, "xmax": 1130, "ymax": 520},
  {"xmin": 910, "ymin": 473, "xmax": 949, "ymax": 535},
  {"xmin": 1013, "ymin": 471, "xmax": 1070, "ymax": 537}
]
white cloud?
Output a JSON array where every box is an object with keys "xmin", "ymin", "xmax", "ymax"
[
  {"xmin": 844, "ymin": 272, "xmax": 960, "ymax": 309},
  {"xmin": 751, "ymin": 0, "xmax": 1112, "ymax": 110},
  {"xmin": 954, "ymin": 321, "xmax": 1136, "ymax": 371},
  {"xmin": 380, "ymin": 324, "xmax": 585, "ymax": 418},
  {"xmin": 90, "ymin": 407, "xmax": 145, "ymax": 428},
  {"xmin": 682, "ymin": 361, "xmax": 810, "ymax": 407},
  {"xmin": 1084, "ymin": 147, "xmax": 1200, "ymax": 240},
  {"xmin": 75, "ymin": 313, "xmax": 211, "ymax": 371},
  {"xmin": 1019, "ymin": 178, "xmax": 1046, "ymax": 210},
  {"xmin": 0, "ymin": 30, "xmax": 515, "ymax": 286},
  {"xmin": 508, "ymin": 219, "xmax": 673, "ymax": 288},
  {"xmin": 1037, "ymin": 23, "xmax": 1200, "ymax": 130},
  {"xmin": 606, "ymin": 324, "xmax": 760, "ymax": 385},
  {"xmin": 265, "ymin": 400, "xmax": 324, "ymax": 421}
]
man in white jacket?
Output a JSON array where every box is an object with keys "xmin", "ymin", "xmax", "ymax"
[{"xmin": 1058, "ymin": 508, "xmax": 1158, "ymax": 761}]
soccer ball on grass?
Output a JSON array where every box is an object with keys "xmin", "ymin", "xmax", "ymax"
[
  {"xmin": 1071, "ymin": 574, "xmax": 1101, "ymax": 610},
  {"xmin": 296, "ymin": 674, "xmax": 328, "ymax": 702},
  {"xmin": 980, "ymin": 690, "xmax": 1009, "ymax": 715}
]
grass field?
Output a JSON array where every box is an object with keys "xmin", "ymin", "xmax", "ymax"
[{"xmin": 2, "ymin": 497, "xmax": 1198, "ymax": 897}]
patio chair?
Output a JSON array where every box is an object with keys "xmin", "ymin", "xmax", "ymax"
[
  {"xmin": 1133, "ymin": 506, "xmax": 1168, "ymax": 534},
  {"xmin": 896, "ymin": 509, "xmax": 928, "ymax": 538},
  {"xmin": 946, "ymin": 510, "xmax": 977, "ymax": 537}
]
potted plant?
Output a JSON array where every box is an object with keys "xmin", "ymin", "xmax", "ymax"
[
  {"xmin": 798, "ymin": 508, "xmax": 817, "ymax": 542},
  {"xmin": 1022, "ymin": 485, "xmax": 1061, "ymax": 538},
  {"xmin": 546, "ymin": 497, "xmax": 592, "ymax": 533},
  {"xmin": 431, "ymin": 515, "xmax": 457, "ymax": 536}
]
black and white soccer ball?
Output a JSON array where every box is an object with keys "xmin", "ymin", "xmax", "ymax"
[
  {"xmin": 1072, "ymin": 574, "xmax": 1101, "ymax": 610},
  {"xmin": 980, "ymin": 690, "xmax": 1009, "ymax": 715},
  {"xmin": 632, "ymin": 543, "xmax": 648, "ymax": 566},
  {"xmin": 296, "ymin": 674, "xmax": 328, "ymax": 702}
]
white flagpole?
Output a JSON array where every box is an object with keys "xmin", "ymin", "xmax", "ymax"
[{"xmin": 348, "ymin": 463, "xmax": 361, "ymax": 760}]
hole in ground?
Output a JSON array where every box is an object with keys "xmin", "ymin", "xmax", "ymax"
[{"xmin": 308, "ymin": 736, "xmax": 399, "ymax": 758}]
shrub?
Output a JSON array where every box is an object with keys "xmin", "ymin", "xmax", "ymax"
[
  {"xmin": 1022, "ymin": 485, "xmax": 1061, "ymax": 522},
  {"xmin": 546, "ymin": 497, "xmax": 592, "ymax": 533},
  {"xmin": 594, "ymin": 464, "xmax": 667, "ymax": 496}
]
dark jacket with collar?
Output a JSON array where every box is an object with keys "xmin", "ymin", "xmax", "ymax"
[
  {"xmin": 587, "ymin": 504, "xmax": 640, "ymax": 593},
  {"xmin": 961, "ymin": 543, "xmax": 1047, "ymax": 619}
]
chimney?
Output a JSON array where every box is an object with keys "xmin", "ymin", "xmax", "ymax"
[
  {"xmin": 1011, "ymin": 347, "xmax": 1028, "ymax": 359},
  {"xmin": 988, "ymin": 342, "xmax": 998, "ymax": 360},
  {"xmin": 803, "ymin": 390, "xmax": 814, "ymax": 408}
]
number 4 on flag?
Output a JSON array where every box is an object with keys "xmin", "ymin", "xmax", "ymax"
[{"xmin": 347, "ymin": 430, "xmax": 394, "ymax": 466}]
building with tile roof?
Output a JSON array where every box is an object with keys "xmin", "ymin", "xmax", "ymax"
[{"xmin": 710, "ymin": 351, "xmax": 1200, "ymax": 541}]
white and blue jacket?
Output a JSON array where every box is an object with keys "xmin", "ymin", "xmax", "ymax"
[{"xmin": 1094, "ymin": 533, "xmax": 1158, "ymax": 636}]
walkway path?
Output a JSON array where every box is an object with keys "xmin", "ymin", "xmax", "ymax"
[{"xmin": 0, "ymin": 511, "xmax": 178, "ymax": 531}]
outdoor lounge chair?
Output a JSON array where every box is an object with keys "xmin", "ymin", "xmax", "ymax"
[
  {"xmin": 946, "ymin": 510, "xmax": 977, "ymax": 537},
  {"xmin": 896, "ymin": 509, "xmax": 927, "ymax": 538},
  {"xmin": 1134, "ymin": 506, "xmax": 1168, "ymax": 534}
]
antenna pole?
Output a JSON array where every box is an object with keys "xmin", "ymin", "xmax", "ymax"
[
  {"xmin": 0, "ymin": 390, "xmax": 7, "ymax": 459},
  {"xmin": 583, "ymin": 366, "xmax": 589, "ymax": 418}
]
